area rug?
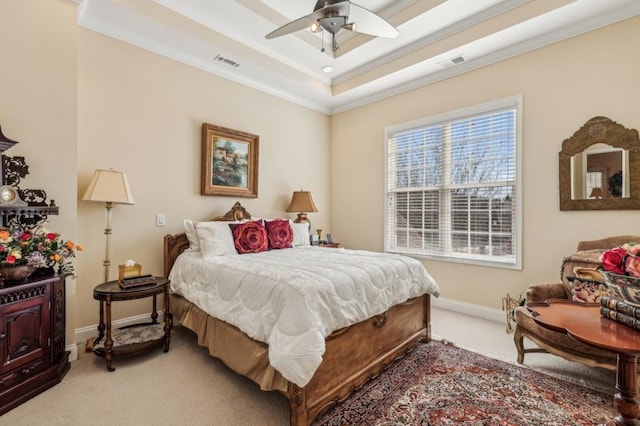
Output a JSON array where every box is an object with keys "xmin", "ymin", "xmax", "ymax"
[{"xmin": 314, "ymin": 340, "xmax": 615, "ymax": 425}]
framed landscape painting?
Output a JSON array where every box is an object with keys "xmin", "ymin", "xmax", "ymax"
[{"xmin": 201, "ymin": 123, "xmax": 259, "ymax": 198}]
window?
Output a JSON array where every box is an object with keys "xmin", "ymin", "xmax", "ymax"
[
  {"xmin": 385, "ymin": 97, "xmax": 522, "ymax": 268},
  {"xmin": 586, "ymin": 169, "xmax": 605, "ymax": 199}
]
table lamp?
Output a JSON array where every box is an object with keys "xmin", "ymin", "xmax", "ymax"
[
  {"xmin": 286, "ymin": 190, "xmax": 318, "ymax": 228},
  {"xmin": 589, "ymin": 187, "xmax": 604, "ymax": 199}
]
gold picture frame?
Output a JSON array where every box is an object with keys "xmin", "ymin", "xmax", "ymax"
[{"xmin": 201, "ymin": 123, "xmax": 259, "ymax": 198}]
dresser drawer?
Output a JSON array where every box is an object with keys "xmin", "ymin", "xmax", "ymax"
[{"xmin": 0, "ymin": 357, "xmax": 46, "ymax": 391}]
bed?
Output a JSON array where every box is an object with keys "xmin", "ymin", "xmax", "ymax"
[{"xmin": 163, "ymin": 202, "xmax": 439, "ymax": 426}]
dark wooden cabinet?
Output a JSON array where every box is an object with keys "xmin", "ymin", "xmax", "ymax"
[{"xmin": 0, "ymin": 273, "xmax": 69, "ymax": 415}]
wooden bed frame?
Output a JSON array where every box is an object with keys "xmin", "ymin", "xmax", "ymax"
[{"xmin": 163, "ymin": 202, "xmax": 432, "ymax": 426}]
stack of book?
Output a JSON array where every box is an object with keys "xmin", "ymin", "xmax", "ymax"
[
  {"xmin": 600, "ymin": 295, "xmax": 640, "ymax": 330},
  {"xmin": 118, "ymin": 274, "xmax": 157, "ymax": 289}
]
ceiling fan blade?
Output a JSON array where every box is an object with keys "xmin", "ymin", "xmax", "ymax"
[
  {"xmin": 349, "ymin": 3, "xmax": 399, "ymax": 38},
  {"xmin": 313, "ymin": 0, "xmax": 346, "ymax": 12},
  {"xmin": 341, "ymin": 23, "xmax": 356, "ymax": 32},
  {"xmin": 266, "ymin": 14, "xmax": 316, "ymax": 39},
  {"xmin": 265, "ymin": 13, "xmax": 316, "ymax": 39}
]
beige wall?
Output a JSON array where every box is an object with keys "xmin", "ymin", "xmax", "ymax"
[
  {"xmin": 76, "ymin": 30, "xmax": 331, "ymax": 330},
  {"xmin": 330, "ymin": 16, "xmax": 640, "ymax": 309},
  {"xmin": 5, "ymin": 1, "xmax": 640, "ymax": 341},
  {"xmin": 0, "ymin": 0, "xmax": 78, "ymax": 342},
  {"xmin": 2, "ymin": 0, "xmax": 330, "ymax": 339}
]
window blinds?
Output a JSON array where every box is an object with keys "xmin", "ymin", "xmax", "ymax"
[{"xmin": 386, "ymin": 106, "xmax": 517, "ymax": 265}]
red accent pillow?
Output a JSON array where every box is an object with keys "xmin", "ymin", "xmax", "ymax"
[
  {"xmin": 265, "ymin": 219, "xmax": 293, "ymax": 250},
  {"xmin": 229, "ymin": 221, "xmax": 268, "ymax": 254}
]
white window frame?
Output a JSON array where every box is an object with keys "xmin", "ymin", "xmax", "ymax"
[{"xmin": 384, "ymin": 96, "xmax": 523, "ymax": 269}]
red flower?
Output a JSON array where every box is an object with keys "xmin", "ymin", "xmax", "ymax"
[
  {"xmin": 6, "ymin": 255, "xmax": 16, "ymax": 264},
  {"xmin": 20, "ymin": 233, "xmax": 31, "ymax": 241},
  {"xmin": 46, "ymin": 233, "xmax": 56, "ymax": 241},
  {"xmin": 600, "ymin": 247, "xmax": 628, "ymax": 275}
]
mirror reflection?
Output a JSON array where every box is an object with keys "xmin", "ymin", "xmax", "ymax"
[
  {"xmin": 559, "ymin": 116, "xmax": 640, "ymax": 211},
  {"xmin": 570, "ymin": 144, "xmax": 629, "ymax": 200}
]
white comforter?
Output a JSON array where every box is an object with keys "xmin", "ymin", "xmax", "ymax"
[{"xmin": 169, "ymin": 247, "xmax": 440, "ymax": 387}]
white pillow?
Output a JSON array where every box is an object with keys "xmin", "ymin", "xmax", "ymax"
[
  {"xmin": 183, "ymin": 219, "xmax": 200, "ymax": 251},
  {"xmin": 196, "ymin": 221, "xmax": 238, "ymax": 258},
  {"xmin": 291, "ymin": 222, "xmax": 310, "ymax": 247}
]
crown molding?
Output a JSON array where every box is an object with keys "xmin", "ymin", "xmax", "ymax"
[
  {"xmin": 333, "ymin": 0, "xmax": 529, "ymax": 85},
  {"xmin": 329, "ymin": 3, "xmax": 640, "ymax": 114}
]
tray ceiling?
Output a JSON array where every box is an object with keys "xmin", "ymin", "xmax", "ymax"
[{"xmin": 76, "ymin": 0, "xmax": 640, "ymax": 114}]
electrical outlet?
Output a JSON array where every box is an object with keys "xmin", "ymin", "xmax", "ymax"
[{"xmin": 156, "ymin": 213, "xmax": 166, "ymax": 227}]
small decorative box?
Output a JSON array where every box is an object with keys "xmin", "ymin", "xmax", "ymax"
[{"xmin": 118, "ymin": 263, "xmax": 142, "ymax": 282}]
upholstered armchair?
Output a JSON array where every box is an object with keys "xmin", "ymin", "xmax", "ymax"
[{"xmin": 514, "ymin": 235, "xmax": 640, "ymax": 371}]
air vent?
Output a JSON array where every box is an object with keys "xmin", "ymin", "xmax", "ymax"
[
  {"xmin": 450, "ymin": 55, "xmax": 466, "ymax": 65},
  {"xmin": 214, "ymin": 54, "xmax": 240, "ymax": 68},
  {"xmin": 438, "ymin": 54, "xmax": 467, "ymax": 69}
]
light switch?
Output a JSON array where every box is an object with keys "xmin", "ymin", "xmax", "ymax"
[{"xmin": 156, "ymin": 213, "xmax": 166, "ymax": 227}]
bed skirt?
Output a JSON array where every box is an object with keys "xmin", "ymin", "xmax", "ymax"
[{"xmin": 171, "ymin": 294, "xmax": 289, "ymax": 392}]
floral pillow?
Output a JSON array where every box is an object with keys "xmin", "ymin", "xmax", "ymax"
[
  {"xmin": 265, "ymin": 219, "xmax": 293, "ymax": 250},
  {"xmin": 570, "ymin": 267, "xmax": 612, "ymax": 303},
  {"xmin": 571, "ymin": 280, "xmax": 611, "ymax": 304},
  {"xmin": 229, "ymin": 220, "xmax": 268, "ymax": 254}
]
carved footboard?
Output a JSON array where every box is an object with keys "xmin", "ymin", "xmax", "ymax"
[{"xmin": 288, "ymin": 294, "xmax": 431, "ymax": 426}]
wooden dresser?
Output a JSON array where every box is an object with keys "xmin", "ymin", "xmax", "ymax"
[{"xmin": 0, "ymin": 273, "xmax": 70, "ymax": 415}]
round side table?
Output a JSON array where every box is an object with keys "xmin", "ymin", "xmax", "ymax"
[{"xmin": 92, "ymin": 277, "xmax": 172, "ymax": 371}]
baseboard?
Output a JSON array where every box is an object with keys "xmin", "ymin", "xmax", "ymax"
[
  {"xmin": 73, "ymin": 312, "xmax": 167, "ymax": 360},
  {"xmin": 432, "ymin": 296, "xmax": 506, "ymax": 324},
  {"xmin": 67, "ymin": 343, "xmax": 78, "ymax": 362}
]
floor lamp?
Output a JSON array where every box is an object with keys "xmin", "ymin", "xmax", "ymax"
[{"xmin": 82, "ymin": 169, "xmax": 134, "ymax": 282}]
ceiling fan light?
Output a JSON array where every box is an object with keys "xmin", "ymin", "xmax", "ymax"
[
  {"xmin": 342, "ymin": 22, "xmax": 356, "ymax": 32},
  {"xmin": 310, "ymin": 22, "xmax": 321, "ymax": 33}
]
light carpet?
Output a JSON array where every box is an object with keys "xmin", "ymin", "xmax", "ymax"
[{"xmin": 1, "ymin": 307, "xmax": 617, "ymax": 425}]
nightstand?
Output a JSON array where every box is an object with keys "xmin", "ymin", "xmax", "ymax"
[
  {"xmin": 91, "ymin": 277, "xmax": 172, "ymax": 371},
  {"xmin": 319, "ymin": 242, "xmax": 341, "ymax": 248}
]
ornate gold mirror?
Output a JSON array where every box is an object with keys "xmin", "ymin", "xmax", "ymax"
[{"xmin": 559, "ymin": 116, "xmax": 640, "ymax": 210}]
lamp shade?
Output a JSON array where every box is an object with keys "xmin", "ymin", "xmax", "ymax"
[
  {"xmin": 82, "ymin": 169, "xmax": 134, "ymax": 204},
  {"xmin": 286, "ymin": 190, "xmax": 318, "ymax": 213}
]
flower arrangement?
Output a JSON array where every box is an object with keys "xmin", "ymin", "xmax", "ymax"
[
  {"xmin": 0, "ymin": 221, "xmax": 83, "ymax": 275},
  {"xmin": 599, "ymin": 243, "xmax": 640, "ymax": 306},
  {"xmin": 600, "ymin": 243, "xmax": 640, "ymax": 277}
]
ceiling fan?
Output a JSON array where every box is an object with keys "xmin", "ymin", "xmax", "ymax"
[{"xmin": 265, "ymin": 0, "xmax": 399, "ymax": 53}]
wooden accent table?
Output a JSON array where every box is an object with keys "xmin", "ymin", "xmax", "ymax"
[
  {"xmin": 529, "ymin": 300, "xmax": 640, "ymax": 426},
  {"xmin": 319, "ymin": 242, "xmax": 341, "ymax": 248},
  {"xmin": 92, "ymin": 277, "xmax": 172, "ymax": 371}
]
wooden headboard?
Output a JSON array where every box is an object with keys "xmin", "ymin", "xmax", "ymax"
[{"xmin": 162, "ymin": 202, "xmax": 253, "ymax": 276}]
